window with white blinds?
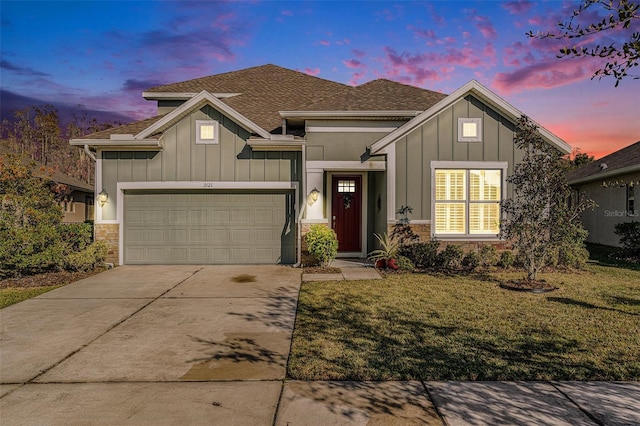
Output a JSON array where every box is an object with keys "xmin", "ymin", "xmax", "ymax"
[{"xmin": 435, "ymin": 169, "xmax": 501, "ymax": 236}]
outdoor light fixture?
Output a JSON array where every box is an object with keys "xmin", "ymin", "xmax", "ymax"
[
  {"xmin": 310, "ymin": 187, "xmax": 319, "ymax": 202},
  {"xmin": 98, "ymin": 189, "xmax": 109, "ymax": 207}
]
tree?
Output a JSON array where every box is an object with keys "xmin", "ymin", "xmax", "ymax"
[
  {"xmin": 566, "ymin": 148, "xmax": 595, "ymax": 170},
  {"xmin": 500, "ymin": 116, "xmax": 595, "ymax": 281},
  {"xmin": 528, "ymin": 0, "xmax": 640, "ymax": 86}
]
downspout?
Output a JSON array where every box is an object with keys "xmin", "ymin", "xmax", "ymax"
[{"xmin": 293, "ymin": 144, "xmax": 307, "ymax": 267}]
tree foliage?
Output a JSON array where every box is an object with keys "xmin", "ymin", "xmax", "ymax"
[
  {"xmin": 528, "ymin": 0, "xmax": 640, "ymax": 86},
  {"xmin": 500, "ymin": 116, "xmax": 595, "ymax": 281}
]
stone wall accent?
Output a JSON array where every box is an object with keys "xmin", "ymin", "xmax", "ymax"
[{"xmin": 95, "ymin": 223, "xmax": 119, "ymax": 265}]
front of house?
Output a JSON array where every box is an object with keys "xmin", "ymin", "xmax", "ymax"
[{"xmin": 71, "ymin": 64, "xmax": 571, "ymax": 265}]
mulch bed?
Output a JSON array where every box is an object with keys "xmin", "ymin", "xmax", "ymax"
[
  {"xmin": 303, "ymin": 266, "xmax": 342, "ymax": 274},
  {"xmin": 499, "ymin": 279, "xmax": 557, "ymax": 293},
  {"xmin": 0, "ymin": 268, "xmax": 106, "ymax": 289}
]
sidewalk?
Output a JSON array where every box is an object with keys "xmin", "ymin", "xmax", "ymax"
[{"xmin": 302, "ymin": 258, "xmax": 382, "ymax": 281}]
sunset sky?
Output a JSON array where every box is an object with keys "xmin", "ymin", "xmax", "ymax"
[{"xmin": 2, "ymin": 0, "xmax": 638, "ymax": 159}]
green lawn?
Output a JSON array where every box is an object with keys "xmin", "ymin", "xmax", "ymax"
[
  {"xmin": 0, "ymin": 285, "xmax": 63, "ymax": 309},
  {"xmin": 288, "ymin": 264, "xmax": 640, "ymax": 381}
]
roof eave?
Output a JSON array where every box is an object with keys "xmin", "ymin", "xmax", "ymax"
[
  {"xmin": 142, "ymin": 91, "xmax": 242, "ymax": 100},
  {"xmin": 568, "ymin": 164, "xmax": 640, "ymax": 185},
  {"xmin": 280, "ymin": 110, "xmax": 421, "ymax": 119},
  {"xmin": 69, "ymin": 138, "xmax": 161, "ymax": 149}
]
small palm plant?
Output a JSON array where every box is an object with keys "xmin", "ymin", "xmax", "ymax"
[{"xmin": 367, "ymin": 232, "xmax": 400, "ymax": 269}]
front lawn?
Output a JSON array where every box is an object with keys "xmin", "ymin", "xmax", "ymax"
[{"xmin": 288, "ymin": 264, "xmax": 640, "ymax": 381}]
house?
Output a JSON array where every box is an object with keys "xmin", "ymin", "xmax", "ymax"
[
  {"xmin": 568, "ymin": 141, "xmax": 640, "ymax": 247},
  {"xmin": 70, "ymin": 64, "xmax": 571, "ymax": 266},
  {"xmin": 0, "ymin": 146, "xmax": 94, "ymax": 223}
]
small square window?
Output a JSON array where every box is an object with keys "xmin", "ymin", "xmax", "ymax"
[
  {"xmin": 337, "ymin": 180, "xmax": 356, "ymax": 193},
  {"xmin": 458, "ymin": 118, "xmax": 482, "ymax": 143},
  {"xmin": 196, "ymin": 120, "xmax": 219, "ymax": 144}
]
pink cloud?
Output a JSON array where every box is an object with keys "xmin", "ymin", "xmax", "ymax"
[
  {"xmin": 319, "ymin": 40, "xmax": 330, "ymax": 46},
  {"xmin": 281, "ymin": 10, "xmax": 293, "ymax": 17},
  {"xmin": 409, "ymin": 25, "xmax": 437, "ymax": 41},
  {"xmin": 352, "ymin": 49, "xmax": 366, "ymax": 59},
  {"xmin": 304, "ymin": 67, "xmax": 320, "ymax": 76},
  {"xmin": 343, "ymin": 59, "xmax": 364, "ymax": 69},
  {"xmin": 343, "ymin": 58, "xmax": 367, "ymax": 85},
  {"xmin": 474, "ymin": 15, "xmax": 497, "ymax": 39},
  {"xmin": 502, "ymin": 1, "xmax": 534, "ymax": 15},
  {"xmin": 493, "ymin": 58, "xmax": 600, "ymax": 93}
]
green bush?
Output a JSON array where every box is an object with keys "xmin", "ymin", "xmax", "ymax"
[
  {"xmin": 58, "ymin": 223, "xmax": 93, "ymax": 252},
  {"xmin": 64, "ymin": 241, "xmax": 108, "ymax": 272},
  {"xmin": 462, "ymin": 251, "xmax": 480, "ymax": 271},
  {"xmin": 401, "ymin": 239, "xmax": 439, "ymax": 269},
  {"xmin": 498, "ymin": 250, "xmax": 515, "ymax": 269},
  {"xmin": 479, "ymin": 245, "xmax": 499, "ymax": 267},
  {"xmin": 395, "ymin": 255, "xmax": 415, "ymax": 272},
  {"xmin": 305, "ymin": 225, "xmax": 338, "ymax": 267},
  {"xmin": 614, "ymin": 221, "xmax": 640, "ymax": 257},
  {"xmin": 437, "ymin": 244, "xmax": 464, "ymax": 270}
]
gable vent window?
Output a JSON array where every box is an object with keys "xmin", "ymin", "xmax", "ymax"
[
  {"xmin": 196, "ymin": 120, "xmax": 219, "ymax": 144},
  {"xmin": 458, "ymin": 118, "xmax": 482, "ymax": 143}
]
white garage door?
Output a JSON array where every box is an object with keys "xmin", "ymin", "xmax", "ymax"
[{"xmin": 123, "ymin": 191, "xmax": 295, "ymax": 264}]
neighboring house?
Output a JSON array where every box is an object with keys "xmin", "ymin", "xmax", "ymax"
[
  {"xmin": 70, "ymin": 64, "xmax": 571, "ymax": 266},
  {"xmin": 0, "ymin": 147, "xmax": 94, "ymax": 223},
  {"xmin": 568, "ymin": 141, "xmax": 640, "ymax": 247}
]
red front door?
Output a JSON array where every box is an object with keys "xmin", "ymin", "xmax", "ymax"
[{"xmin": 331, "ymin": 175, "xmax": 362, "ymax": 252}]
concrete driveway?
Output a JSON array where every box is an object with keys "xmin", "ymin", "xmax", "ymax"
[{"xmin": 0, "ymin": 265, "xmax": 300, "ymax": 425}]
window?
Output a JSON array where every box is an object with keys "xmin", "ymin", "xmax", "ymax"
[
  {"xmin": 337, "ymin": 180, "xmax": 356, "ymax": 193},
  {"xmin": 434, "ymin": 168, "xmax": 502, "ymax": 236},
  {"xmin": 196, "ymin": 120, "xmax": 219, "ymax": 144},
  {"xmin": 628, "ymin": 184, "xmax": 635, "ymax": 214},
  {"xmin": 458, "ymin": 118, "xmax": 482, "ymax": 142}
]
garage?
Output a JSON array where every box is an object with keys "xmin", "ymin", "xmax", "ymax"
[{"xmin": 123, "ymin": 190, "xmax": 295, "ymax": 265}]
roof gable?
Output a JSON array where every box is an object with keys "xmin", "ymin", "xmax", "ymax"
[{"xmin": 370, "ymin": 80, "xmax": 571, "ymax": 155}]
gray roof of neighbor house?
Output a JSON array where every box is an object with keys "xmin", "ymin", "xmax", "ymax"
[
  {"xmin": 567, "ymin": 141, "xmax": 640, "ymax": 184},
  {"xmin": 78, "ymin": 64, "xmax": 448, "ymax": 140}
]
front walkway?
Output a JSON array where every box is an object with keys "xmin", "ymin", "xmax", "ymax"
[
  {"xmin": 1, "ymin": 265, "xmax": 638, "ymax": 425},
  {"xmin": 302, "ymin": 258, "xmax": 382, "ymax": 281}
]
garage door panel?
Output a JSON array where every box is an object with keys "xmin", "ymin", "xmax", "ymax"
[{"xmin": 124, "ymin": 191, "xmax": 294, "ymax": 264}]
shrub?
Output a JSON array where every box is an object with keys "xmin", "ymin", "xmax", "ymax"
[
  {"xmin": 437, "ymin": 244, "xmax": 464, "ymax": 270},
  {"xmin": 479, "ymin": 245, "xmax": 499, "ymax": 268},
  {"xmin": 462, "ymin": 251, "xmax": 480, "ymax": 271},
  {"xmin": 401, "ymin": 239, "xmax": 440, "ymax": 269},
  {"xmin": 390, "ymin": 205, "xmax": 419, "ymax": 246},
  {"xmin": 614, "ymin": 221, "xmax": 640, "ymax": 258},
  {"xmin": 498, "ymin": 250, "xmax": 515, "ymax": 269},
  {"xmin": 304, "ymin": 224, "xmax": 338, "ymax": 267},
  {"xmin": 58, "ymin": 223, "xmax": 93, "ymax": 252},
  {"xmin": 64, "ymin": 241, "xmax": 108, "ymax": 272},
  {"xmin": 368, "ymin": 233, "xmax": 400, "ymax": 267},
  {"xmin": 395, "ymin": 255, "xmax": 415, "ymax": 272}
]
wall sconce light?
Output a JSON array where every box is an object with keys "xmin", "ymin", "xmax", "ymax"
[
  {"xmin": 309, "ymin": 187, "xmax": 320, "ymax": 204},
  {"xmin": 98, "ymin": 189, "xmax": 109, "ymax": 207}
]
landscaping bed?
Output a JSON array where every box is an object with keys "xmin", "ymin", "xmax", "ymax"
[{"xmin": 288, "ymin": 264, "xmax": 640, "ymax": 381}]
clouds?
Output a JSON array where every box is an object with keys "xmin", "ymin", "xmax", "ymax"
[{"xmin": 1, "ymin": 60, "xmax": 50, "ymax": 77}]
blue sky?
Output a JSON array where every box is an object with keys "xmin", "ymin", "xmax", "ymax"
[{"xmin": 1, "ymin": 0, "xmax": 638, "ymax": 158}]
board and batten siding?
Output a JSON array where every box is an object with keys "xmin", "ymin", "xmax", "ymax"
[
  {"xmin": 100, "ymin": 106, "xmax": 301, "ymax": 221},
  {"xmin": 395, "ymin": 95, "xmax": 523, "ymax": 221},
  {"xmin": 306, "ymin": 119, "xmax": 402, "ymax": 161}
]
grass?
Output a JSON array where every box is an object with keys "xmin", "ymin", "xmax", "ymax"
[
  {"xmin": 0, "ymin": 285, "xmax": 64, "ymax": 309},
  {"xmin": 288, "ymin": 264, "xmax": 640, "ymax": 381}
]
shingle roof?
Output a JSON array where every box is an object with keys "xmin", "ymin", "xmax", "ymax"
[
  {"xmin": 567, "ymin": 141, "xmax": 640, "ymax": 183},
  {"xmin": 78, "ymin": 114, "xmax": 167, "ymax": 140},
  {"xmin": 299, "ymin": 79, "xmax": 447, "ymax": 111},
  {"xmin": 81, "ymin": 64, "xmax": 449, "ymax": 140},
  {"xmin": 145, "ymin": 64, "xmax": 352, "ymax": 132}
]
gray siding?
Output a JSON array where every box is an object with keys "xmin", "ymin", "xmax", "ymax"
[
  {"xmin": 100, "ymin": 106, "xmax": 301, "ymax": 220},
  {"xmin": 395, "ymin": 95, "xmax": 520, "ymax": 220},
  {"xmin": 575, "ymin": 171, "xmax": 640, "ymax": 247},
  {"xmin": 306, "ymin": 119, "xmax": 403, "ymax": 161},
  {"xmin": 367, "ymin": 171, "xmax": 387, "ymax": 252}
]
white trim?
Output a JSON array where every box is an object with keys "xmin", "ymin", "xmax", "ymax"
[
  {"xmin": 136, "ymin": 91, "xmax": 271, "ymax": 140},
  {"xmin": 70, "ymin": 139, "xmax": 160, "ymax": 147},
  {"xmin": 280, "ymin": 110, "xmax": 420, "ymax": 119},
  {"xmin": 195, "ymin": 120, "xmax": 219, "ymax": 144},
  {"xmin": 430, "ymin": 161, "xmax": 507, "ymax": 239},
  {"xmin": 568, "ymin": 164, "xmax": 640, "ymax": 185},
  {"xmin": 387, "ymin": 220, "xmax": 432, "ymax": 225},
  {"xmin": 370, "ymin": 80, "xmax": 571, "ymax": 155},
  {"xmin": 384, "ymin": 145, "xmax": 396, "ymax": 222},
  {"xmin": 115, "ymin": 181, "xmax": 299, "ymax": 265},
  {"xmin": 142, "ymin": 91, "xmax": 242, "ymax": 100},
  {"xmin": 301, "ymin": 218, "xmax": 330, "ymax": 224},
  {"xmin": 306, "ymin": 126, "xmax": 398, "ymax": 133},
  {"xmin": 457, "ymin": 118, "xmax": 482, "ymax": 143},
  {"xmin": 306, "ymin": 161, "xmax": 386, "ymax": 172}
]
